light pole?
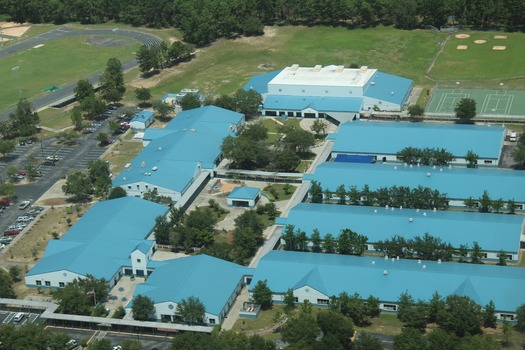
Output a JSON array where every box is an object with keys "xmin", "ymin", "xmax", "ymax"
[
  {"xmin": 112, "ymin": 28, "xmax": 120, "ymax": 60},
  {"xmin": 12, "ymin": 66, "xmax": 21, "ymax": 98}
]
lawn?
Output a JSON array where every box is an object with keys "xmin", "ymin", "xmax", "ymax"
[
  {"xmin": 102, "ymin": 138, "xmax": 143, "ymax": 174},
  {"xmin": 232, "ymin": 305, "xmax": 285, "ymax": 332},
  {"xmin": 263, "ymin": 184, "xmax": 296, "ymax": 201},
  {"xmin": 37, "ymin": 107, "xmax": 75, "ymax": 131},
  {"xmin": 429, "ymin": 32, "xmax": 525, "ymax": 88},
  {"xmin": 0, "ymin": 35, "xmax": 141, "ymax": 113},
  {"xmin": 143, "ymin": 25, "xmax": 445, "ymax": 100}
]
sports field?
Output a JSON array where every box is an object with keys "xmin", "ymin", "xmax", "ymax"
[{"xmin": 426, "ymin": 88, "xmax": 525, "ymax": 116}]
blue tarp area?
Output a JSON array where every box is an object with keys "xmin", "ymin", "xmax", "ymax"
[{"xmin": 334, "ymin": 154, "xmax": 376, "ymax": 163}]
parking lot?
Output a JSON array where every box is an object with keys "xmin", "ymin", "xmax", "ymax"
[{"xmin": 0, "ymin": 311, "xmax": 40, "ymax": 326}]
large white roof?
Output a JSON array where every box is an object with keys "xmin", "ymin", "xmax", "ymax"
[{"xmin": 269, "ymin": 64, "xmax": 377, "ymax": 88}]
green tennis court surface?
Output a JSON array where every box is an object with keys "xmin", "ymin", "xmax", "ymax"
[{"xmin": 426, "ymin": 88, "xmax": 525, "ymax": 116}]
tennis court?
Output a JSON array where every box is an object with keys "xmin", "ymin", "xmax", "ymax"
[{"xmin": 426, "ymin": 88, "xmax": 525, "ymax": 116}]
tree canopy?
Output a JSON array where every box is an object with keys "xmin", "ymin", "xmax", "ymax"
[
  {"xmin": 454, "ymin": 98, "xmax": 477, "ymax": 124},
  {"xmin": 99, "ymin": 58, "xmax": 125, "ymax": 103},
  {"xmin": 131, "ymin": 294, "xmax": 155, "ymax": 321},
  {"xmin": 176, "ymin": 296, "xmax": 206, "ymax": 325}
]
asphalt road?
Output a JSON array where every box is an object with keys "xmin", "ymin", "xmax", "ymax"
[{"xmin": 0, "ymin": 27, "xmax": 160, "ymax": 120}]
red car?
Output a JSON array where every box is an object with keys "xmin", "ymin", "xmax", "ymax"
[
  {"xmin": 17, "ymin": 170, "xmax": 26, "ymax": 176},
  {"xmin": 0, "ymin": 199, "xmax": 9, "ymax": 207},
  {"xmin": 3, "ymin": 228, "xmax": 20, "ymax": 236}
]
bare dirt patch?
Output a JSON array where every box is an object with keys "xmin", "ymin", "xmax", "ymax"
[
  {"xmin": 85, "ymin": 35, "xmax": 135, "ymax": 47},
  {"xmin": 0, "ymin": 37, "xmax": 11, "ymax": 43},
  {"xmin": 456, "ymin": 45, "xmax": 468, "ymax": 50},
  {"xmin": 455, "ymin": 34, "xmax": 470, "ymax": 39},
  {"xmin": 474, "ymin": 40, "xmax": 487, "ymax": 44},
  {"xmin": 494, "ymin": 35, "xmax": 507, "ymax": 39},
  {"xmin": 1, "ymin": 26, "xmax": 30, "ymax": 37},
  {"xmin": 492, "ymin": 46, "xmax": 507, "ymax": 51}
]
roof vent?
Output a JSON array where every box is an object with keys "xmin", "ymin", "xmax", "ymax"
[
  {"xmin": 433, "ymin": 165, "xmax": 436, "ymax": 169},
  {"xmin": 372, "ymin": 261, "xmax": 375, "ymax": 265},
  {"xmin": 427, "ymin": 172, "xmax": 431, "ymax": 177},
  {"xmin": 416, "ymin": 209, "xmax": 420, "ymax": 213},
  {"xmin": 433, "ymin": 208, "xmax": 437, "ymax": 212},
  {"xmin": 439, "ymin": 168, "xmax": 443, "ymax": 172},
  {"xmin": 158, "ymin": 147, "xmax": 162, "ymax": 151},
  {"xmin": 374, "ymin": 209, "xmax": 378, "ymax": 213},
  {"xmin": 437, "ymin": 259, "xmax": 442, "ymax": 264},
  {"xmin": 371, "ymin": 82, "xmax": 375, "ymax": 85},
  {"xmin": 396, "ymin": 256, "xmax": 400, "ymax": 260},
  {"xmin": 385, "ymin": 205, "xmax": 389, "ymax": 210},
  {"xmin": 418, "ymin": 259, "xmax": 421, "ymax": 264},
  {"xmin": 152, "ymin": 166, "xmax": 158, "ymax": 171},
  {"xmin": 191, "ymin": 128, "xmax": 196, "ymax": 132},
  {"xmin": 391, "ymin": 207, "xmax": 394, "ymax": 211},
  {"xmin": 448, "ymin": 164, "xmax": 452, "ymax": 168},
  {"xmin": 123, "ymin": 177, "xmax": 126, "ymax": 181},
  {"xmin": 391, "ymin": 258, "xmax": 395, "ymax": 262},
  {"xmin": 399, "ymin": 206, "xmax": 403, "ymax": 210},
  {"xmin": 383, "ymin": 270, "xmax": 388, "ymax": 275},
  {"xmin": 394, "ymin": 166, "xmax": 397, "ymax": 170},
  {"xmin": 409, "ymin": 217, "xmax": 413, "ymax": 222},
  {"xmin": 391, "ymin": 91, "xmax": 394, "ymax": 95},
  {"xmin": 423, "ymin": 212, "xmax": 427, "ymax": 216},
  {"xmin": 384, "ymin": 255, "xmax": 388, "ymax": 260},
  {"xmin": 422, "ymin": 265, "xmax": 427, "ymax": 269}
]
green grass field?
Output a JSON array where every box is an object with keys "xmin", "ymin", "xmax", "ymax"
[
  {"xmin": 144, "ymin": 26, "xmax": 446, "ymax": 100},
  {"xmin": 429, "ymin": 32, "xmax": 525, "ymax": 87},
  {"xmin": 0, "ymin": 34, "xmax": 141, "ymax": 112}
]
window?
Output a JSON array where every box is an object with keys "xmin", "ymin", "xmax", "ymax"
[
  {"xmin": 145, "ymin": 185, "xmax": 149, "ymax": 190},
  {"xmin": 383, "ymin": 304, "xmax": 397, "ymax": 311},
  {"xmin": 136, "ymin": 185, "xmax": 140, "ymax": 190},
  {"xmin": 325, "ymin": 90, "xmax": 328, "ymax": 94},
  {"xmin": 59, "ymin": 282, "xmax": 65, "ymax": 288},
  {"xmin": 137, "ymin": 259, "xmax": 141, "ymax": 263},
  {"xmin": 317, "ymin": 299, "xmax": 329, "ymax": 305},
  {"xmin": 484, "ymin": 160, "xmax": 493, "ymax": 164},
  {"xmin": 45, "ymin": 281, "xmax": 51, "ymax": 286},
  {"xmin": 505, "ymin": 254, "xmax": 512, "ymax": 260},
  {"xmin": 482, "ymin": 253, "xmax": 488, "ymax": 259},
  {"xmin": 127, "ymin": 185, "xmax": 131, "ymax": 189},
  {"xmin": 154, "ymin": 187, "xmax": 157, "ymax": 191},
  {"xmin": 36, "ymin": 280, "xmax": 42, "ymax": 286},
  {"xmin": 294, "ymin": 297, "xmax": 299, "ymax": 303},
  {"xmin": 501, "ymin": 314, "xmax": 515, "ymax": 321},
  {"xmin": 209, "ymin": 318, "xmax": 216, "ymax": 324},
  {"xmin": 302, "ymin": 89, "xmax": 305, "ymax": 93},
  {"xmin": 278, "ymin": 89, "xmax": 282, "ymax": 92}
]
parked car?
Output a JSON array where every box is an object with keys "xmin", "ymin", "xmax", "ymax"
[
  {"xmin": 31, "ymin": 171, "xmax": 43, "ymax": 177},
  {"xmin": 42, "ymin": 160, "xmax": 55, "ymax": 166},
  {"xmin": 18, "ymin": 140, "xmax": 26, "ymax": 146},
  {"xmin": 0, "ymin": 199, "xmax": 9, "ymax": 207},
  {"xmin": 17, "ymin": 170, "xmax": 26, "ymax": 176},
  {"xmin": 11, "ymin": 174, "xmax": 24, "ymax": 180},
  {"xmin": 101, "ymin": 139, "xmax": 113, "ymax": 146},
  {"xmin": 32, "ymin": 206, "xmax": 44, "ymax": 212},
  {"xmin": 46, "ymin": 155, "xmax": 60, "ymax": 161},
  {"xmin": 3, "ymin": 228, "xmax": 20, "ymax": 236},
  {"xmin": 18, "ymin": 200, "xmax": 31, "ymax": 210},
  {"xmin": 510, "ymin": 132, "xmax": 517, "ymax": 142}
]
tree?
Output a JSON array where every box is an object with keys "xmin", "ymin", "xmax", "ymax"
[
  {"xmin": 0, "ymin": 139, "xmax": 16, "ymax": 159},
  {"xmin": 483, "ymin": 300, "xmax": 497, "ymax": 328},
  {"xmin": 283, "ymin": 288, "xmax": 296, "ymax": 316},
  {"xmin": 153, "ymin": 215, "xmax": 172, "ymax": 245},
  {"xmin": 152, "ymin": 100, "xmax": 174, "ymax": 119},
  {"xmin": 310, "ymin": 180, "xmax": 323, "ymax": 203},
  {"xmin": 62, "ymin": 171, "xmax": 92, "ymax": 201},
  {"xmin": 437, "ymin": 295, "xmax": 483, "ymax": 337},
  {"xmin": 252, "ymin": 279, "xmax": 272, "ymax": 310},
  {"xmin": 108, "ymin": 186, "xmax": 127, "ymax": 199},
  {"xmin": 427, "ymin": 329, "xmax": 458, "ymax": 350},
  {"xmin": 88, "ymin": 339, "xmax": 112, "ymax": 350},
  {"xmin": 311, "ymin": 229, "xmax": 322, "ymax": 253},
  {"xmin": 282, "ymin": 126, "xmax": 315, "ymax": 153},
  {"xmin": 234, "ymin": 89, "xmax": 262, "ymax": 118},
  {"xmin": 74, "ymin": 79, "xmax": 95, "ymax": 102},
  {"xmin": 310, "ymin": 118, "xmax": 328, "ymax": 137},
  {"xmin": 427, "ymin": 292, "xmax": 445, "ymax": 323},
  {"xmin": 516, "ymin": 304, "xmax": 525, "ymax": 331},
  {"xmin": 10, "ymin": 98, "xmax": 40, "ymax": 137},
  {"xmin": 70, "ymin": 107, "xmax": 84, "ymax": 131},
  {"xmin": 80, "ymin": 93, "xmax": 106, "ymax": 119},
  {"xmin": 465, "ymin": 150, "xmax": 479, "ymax": 168},
  {"xmin": 213, "ymin": 95, "xmax": 236, "ymax": 110},
  {"xmin": 354, "ymin": 333, "xmax": 383, "ymax": 350},
  {"xmin": 96, "ymin": 132, "xmax": 109, "ymax": 145},
  {"xmin": 316, "ymin": 309, "xmax": 354, "ymax": 349},
  {"xmin": 134, "ymin": 87, "xmax": 152, "ymax": 105},
  {"xmin": 282, "ymin": 224, "xmax": 296, "ymax": 251},
  {"xmin": 0, "ymin": 268, "xmax": 16, "ymax": 298},
  {"xmin": 176, "ymin": 296, "xmax": 205, "ymax": 325},
  {"xmin": 393, "ymin": 327, "xmax": 427, "ymax": 350},
  {"xmin": 463, "ymin": 197, "xmax": 477, "ymax": 211},
  {"xmin": 275, "ymin": 149, "xmax": 301, "ymax": 171},
  {"xmin": 88, "ymin": 159, "xmax": 111, "ymax": 198},
  {"xmin": 511, "ymin": 145, "xmax": 525, "ymax": 167},
  {"xmin": 180, "ymin": 93, "xmax": 202, "ymax": 111},
  {"xmin": 281, "ymin": 314, "xmax": 319, "ymax": 346},
  {"xmin": 335, "ymin": 184, "xmax": 347, "ymax": 204},
  {"xmin": 323, "ymin": 233, "xmax": 336, "ymax": 253},
  {"xmin": 479, "ymin": 190, "xmax": 492, "ymax": 213},
  {"xmin": 407, "ymin": 104, "xmax": 425, "ymax": 119},
  {"xmin": 455, "ymin": 98, "xmax": 476, "ymax": 123},
  {"xmin": 99, "ymin": 58, "xmax": 125, "ymax": 103},
  {"xmin": 470, "ymin": 241, "xmax": 483, "ymax": 264},
  {"xmin": 0, "ymin": 183, "xmax": 15, "ymax": 198},
  {"xmin": 8, "ymin": 265, "xmax": 21, "ymax": 282},
  {"xmin": 131, "ymin": 294, "xmax": 155, "ymax": 321},
  {"xmin": 136, "ymin": 45, "xmax": 155, "ymax": 74}
]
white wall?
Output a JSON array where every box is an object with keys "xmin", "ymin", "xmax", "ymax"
[
  {"xmin": 362, "ymin": 97, "xmax": 401, "ymax": 112},
  {"xmin": 130, "ymin": 250, "xmax": 148, "ymax": 276},
  {"xmin": 153, "ymin": 301, "xmax": 220, "ymax": 325},
  {"xmin": 25, "ymin": 270, "xmax": 84, "ymax": 289},
  {"xmin": 268, "ymin": 84, "xmax": 364, "ymax": 98}
]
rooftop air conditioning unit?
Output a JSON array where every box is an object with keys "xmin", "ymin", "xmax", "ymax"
[{"xmin": 152, "ymin": 166, "xmax": 158, "ymax": 171}]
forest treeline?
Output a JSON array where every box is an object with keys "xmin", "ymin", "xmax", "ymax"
[{"xmin": 0, "ymin": 0, "xmax": 524, "ymax": 47}]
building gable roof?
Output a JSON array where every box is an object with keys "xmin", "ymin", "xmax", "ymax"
[
  {"xmin": 132, "ymin": 255, "xmax": 251, "ymax": 315},
  {"xmin": 227, "ymin": 187, "xmax": 260, "ymax": 200},
  {"xmin": 277, "ymin": 203, "xmax": 523, "ymax": 253},
  {"xmin": 251, "ymin": 251, "xmax": 525, "ymax": 312},
  {"xmin": 332, "ymin": 121, "xmax": 504, "ymax": 159},
  {"xmin": 27, "ymin": 197, "xmax": 168, "ymax": 280},
  {"xmin": 363, "ymin": 72, "xmax": 413, "ymax": 104},
  {"xmin": 243, "ymin": 71, "xmax": 281, "ymax": 94},
  {"xmin": 131, "ymin": 110, "xmax": 154, "ymax": 124}
]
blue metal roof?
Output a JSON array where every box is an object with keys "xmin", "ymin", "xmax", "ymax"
[
  {"xmin": 114, "ymin": 106, "xmax": 245, "ymax": 194},
  {"xmin": 251, "ymin": 250, "xmax": 525, "ymax": 312},
  {"xmin": 131, "ymin": 110, "xmax": 154, "ymax": 124},
  {"xmin": 332, "ymin": 121, "xmax": 505, "ymax": 159},
  {"xmin": 243, "ymin": 71, "xmax": 281, "ymax": 94},
  {"xmin": 263, "ymin": 95, "xmax": 363, "ymax": 113},
  {"xmin": 364, "ymin": 72, "xmax": 413, "ymax": 104},
  {"xmin": 132, "ymin": 255, "xmax": 251, "ymax": 316},
  {"xmin": 27, "ymin": 197, "xmax": 168, "ymax": 280},
  {"xmin": 306, "ymin": 162, "xmax": 525, "ymax": 202},
  {"xmin": 227, "ymin": 187, "xmax": 261, "ymax": 200},
  {"xmin": 279, "ymin": 203, "xmax": 523, "ymax": 253}
]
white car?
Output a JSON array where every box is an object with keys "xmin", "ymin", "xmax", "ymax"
[
  {"xmin": 46, "ymin": 155, "xmax": 60, "ymax": 161},
  {"xmin": 18, "ymin": 200, "xmax": 31, "ymax": 210}
]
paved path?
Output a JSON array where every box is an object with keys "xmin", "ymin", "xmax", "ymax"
[{"xmin": 0, "ymin": 26, "xmax": 161, "ymax": 120}]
